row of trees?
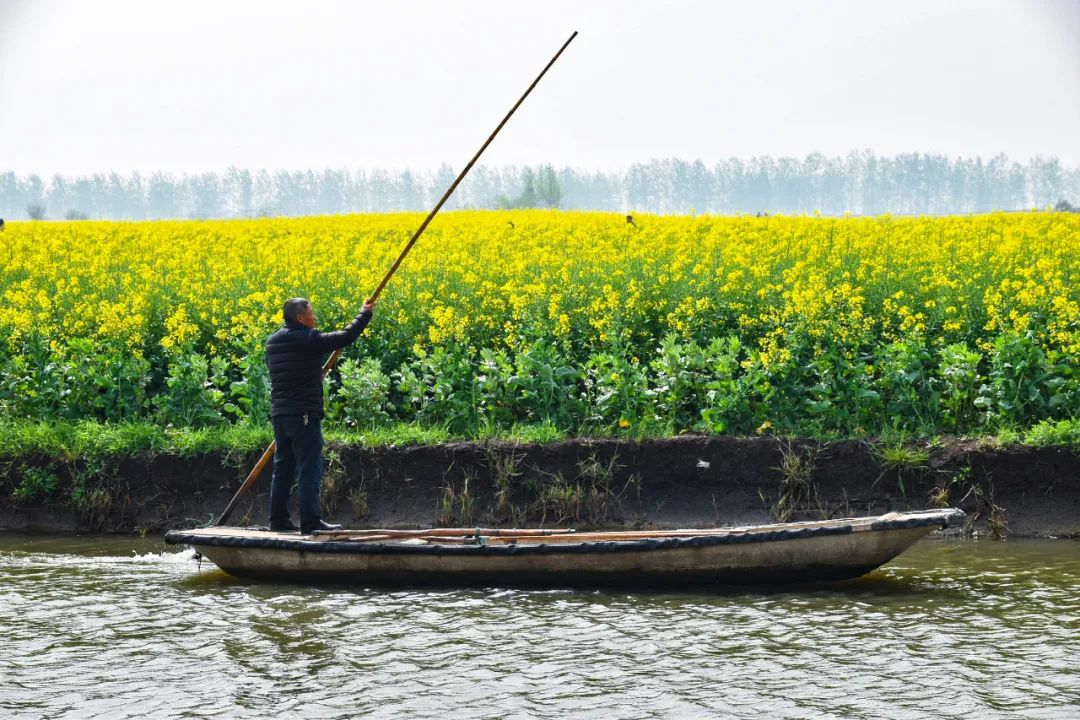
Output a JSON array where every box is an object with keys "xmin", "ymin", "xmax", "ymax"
[{"xmin": 2, "ymin": 152, "xmax": 1077, "ymax": 220}]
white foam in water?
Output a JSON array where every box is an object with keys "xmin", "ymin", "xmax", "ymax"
[
  {"xmin": 118, "ymin": 548, "xmax": 200, "ymax": 565},
  {"xmin": 1, "ymin": 547, "xmax": 202, "ymax": 571}
]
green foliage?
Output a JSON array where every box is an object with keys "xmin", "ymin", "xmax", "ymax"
[
  {"xmin": 800, "ymin": 345, "xmax": 881, "ymax": 435},
  {"xmin": 73, "ymin": 420, "xmax": 167, "ymax": 457},
  {"xmin": 872, "ymin": 338, "xmax": 936, "ymax": 434},
  {"xmin": 493, "ymin": 421, "xmax": 565, "ymax": 444},
  {"xmin": 61, "ymin": 339, "xmax": 151, "ymax": 422},
  {"xmin": 393, "ymin": 345, "xmax": 479, "ymax": 432},
  {"xmin": 1021, "ymin": 418, "xmax": 1080, "ymax": 448},
  {"xmin": 3, "ymin": 318, "xmax": 1078, "ymax": 444},
  {"xmin": 3, "ymin": 212, "xmax": 1078, "ymax": 443},
  {"xmin": 435, "ymin": 474, "xmax": 476, "ymax": 526},
  {"xmin": 368, "ymin": 328, "xmax": 1077, "ymax": 438},
  {"xmin": 651, "ymin": 333, "xmax": 712, "ymax": 431},
  {"xmin": 70, "ymin": 468, "xmax": 114, "ymax": 530},
  {"xmin": 472, "ymin": 348, "xmax": 516, "ymax": 430},
  {"xmin": 14, "ymin": 465, "xmax": 59, "ymax": 502},
  {"xmin": 167, "ymin": 422, "xmax": 272, "ymax": 456},
  {"xmin": 770, "ymin": 440, "xmax": 822, "ymax": 522},
  {"xmin": 873, "ymin": 442, "xmax": 932, "ymax": 495},
  {"xmin": 0, "ymin": 337, "xmax": 150, "ymax": 422},
  {"xmin": 977, "ymin": 332, "xmax": 1055, "ymax": 427},
  {"xmin": 0, "ymin": 337, "xmax": 67, "ymax": 418},
  {"xmin": 325, "ymin": 422, "xmax": 450, "ymax": 447},
  {"xmin": 0, "ymin": 419, "xmax": 268, "ymax": 460},
  {"xmin": 512, "ymin": 340, "xmax": 582, "ymax": 427},
  {"xmin": 154, "ymin": 350, "xmax": 224, "ymax": 428},
  {"xmin": 0, "ymin": 419, "xmax": 76, "ymax": 459},
  {"xmin": 533, "ymin": 452, "xmax": 634, "ymax": 526},
  {"xmin": 877, "ymin": 443, "xmax": 931, "ymax": 468},
  {"xmin": 331, "ymin": 357, "xmax": 393, "ymax": 428},
  {"xmin": 582, "ymin": 351, "xmax": 653, "ymax": 430},
  {"xmin": 935, "ymin": 342, "xmax": 983, "ymax": 430},
  {"xmin": 229, "ymin": 347, "xmax": 271, "ymax": 422},
  {"xmin": 696, "ymin": 337, "xmax": 750, "ymax": 434}
]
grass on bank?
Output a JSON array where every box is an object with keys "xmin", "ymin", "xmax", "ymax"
[
  {"xmin": 0, "ymin": 419, "xmax": 574, "ymax": 462},
  {"xmin": 0, "ymin": 418, "xmax": 1077, "ymax": 463}
]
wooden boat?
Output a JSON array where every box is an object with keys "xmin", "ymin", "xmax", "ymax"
[{"xmin": 165, "ymin": 509, "xmax": 964, "ymax": 587}]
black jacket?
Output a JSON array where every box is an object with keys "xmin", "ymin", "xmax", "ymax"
[{"xmin": 266, "ymin": 309, "xmax": 372, "ymax": 418}]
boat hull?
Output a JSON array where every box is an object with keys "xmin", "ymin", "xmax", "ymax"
[{"xmin": 166, "ymin": 510, "xmax": 963, "ymax": 587}]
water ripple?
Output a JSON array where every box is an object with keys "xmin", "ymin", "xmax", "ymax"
[{"xmin": 1, "ymin": 537, "xmax": 1078, "ymax": 719}]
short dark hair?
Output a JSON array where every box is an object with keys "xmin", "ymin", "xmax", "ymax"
[{"xmin": 283, "ymin": 297, "xmax": 310, "ymax": 323}]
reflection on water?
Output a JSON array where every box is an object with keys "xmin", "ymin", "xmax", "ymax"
[{"xmin": 1, "ymin": 534, "xmax": 1078, "ymax": 719}]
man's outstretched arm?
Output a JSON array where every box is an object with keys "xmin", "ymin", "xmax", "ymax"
[{"xmin": 310, "ymin": 300, "xmax": 375, "ymax": 353}]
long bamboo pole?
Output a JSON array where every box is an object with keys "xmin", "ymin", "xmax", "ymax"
[{"xmin": 215, "ymin": 32, "xmax": 579, "ymax": 527}]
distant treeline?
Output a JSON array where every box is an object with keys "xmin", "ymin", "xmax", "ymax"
[{"xmin": 2, "ymin": 152, "xmax": 1078, "ymax": 220}]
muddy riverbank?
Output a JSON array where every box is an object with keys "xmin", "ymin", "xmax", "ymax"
[{"xmin": 2, "ymin": 436, "xmax": 1078, "ymax": 537}]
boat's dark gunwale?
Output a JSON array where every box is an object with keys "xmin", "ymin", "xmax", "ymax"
[
  {"xmin": 168, "ymin": 524, "xmax": 854, "ymax": 554},
  {"xmin": 218, "ymin": 563, "xmax": 887, "ymax": 588},
  {"xmin": 869, "ymin": 515, "xmax": 953, "ymax": 531},
  {"xmin": 165, "ymin": 512, "xmax": 955, "ymax": 555}
]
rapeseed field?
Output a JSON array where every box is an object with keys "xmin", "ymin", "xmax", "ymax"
[{"xmin": 1, "ymin": 210, "xmax": 1077, "ymax": 437}]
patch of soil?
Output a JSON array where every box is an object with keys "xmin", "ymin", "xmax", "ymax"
[{"xmin": 1, "ymin": 436, "xmax": 1077, "ymax": 538}]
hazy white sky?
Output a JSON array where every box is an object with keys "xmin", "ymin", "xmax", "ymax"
[{"xmin": 2, "ymin": 0, "xmax": 1078, "ymax": 175}]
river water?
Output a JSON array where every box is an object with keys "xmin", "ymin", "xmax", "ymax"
[{"xmin": 1, "ymin": 535, "xmax": 1077, "ymax": 720}]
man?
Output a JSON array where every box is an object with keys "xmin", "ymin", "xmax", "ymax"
[{"xmin": 266, "ymin": 296, "xmax": 375, "ymax": 533}]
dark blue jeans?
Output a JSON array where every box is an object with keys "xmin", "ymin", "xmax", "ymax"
[{"xmin": 268, "ymin": 414, "xmax": 324, "ymax": 528}]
